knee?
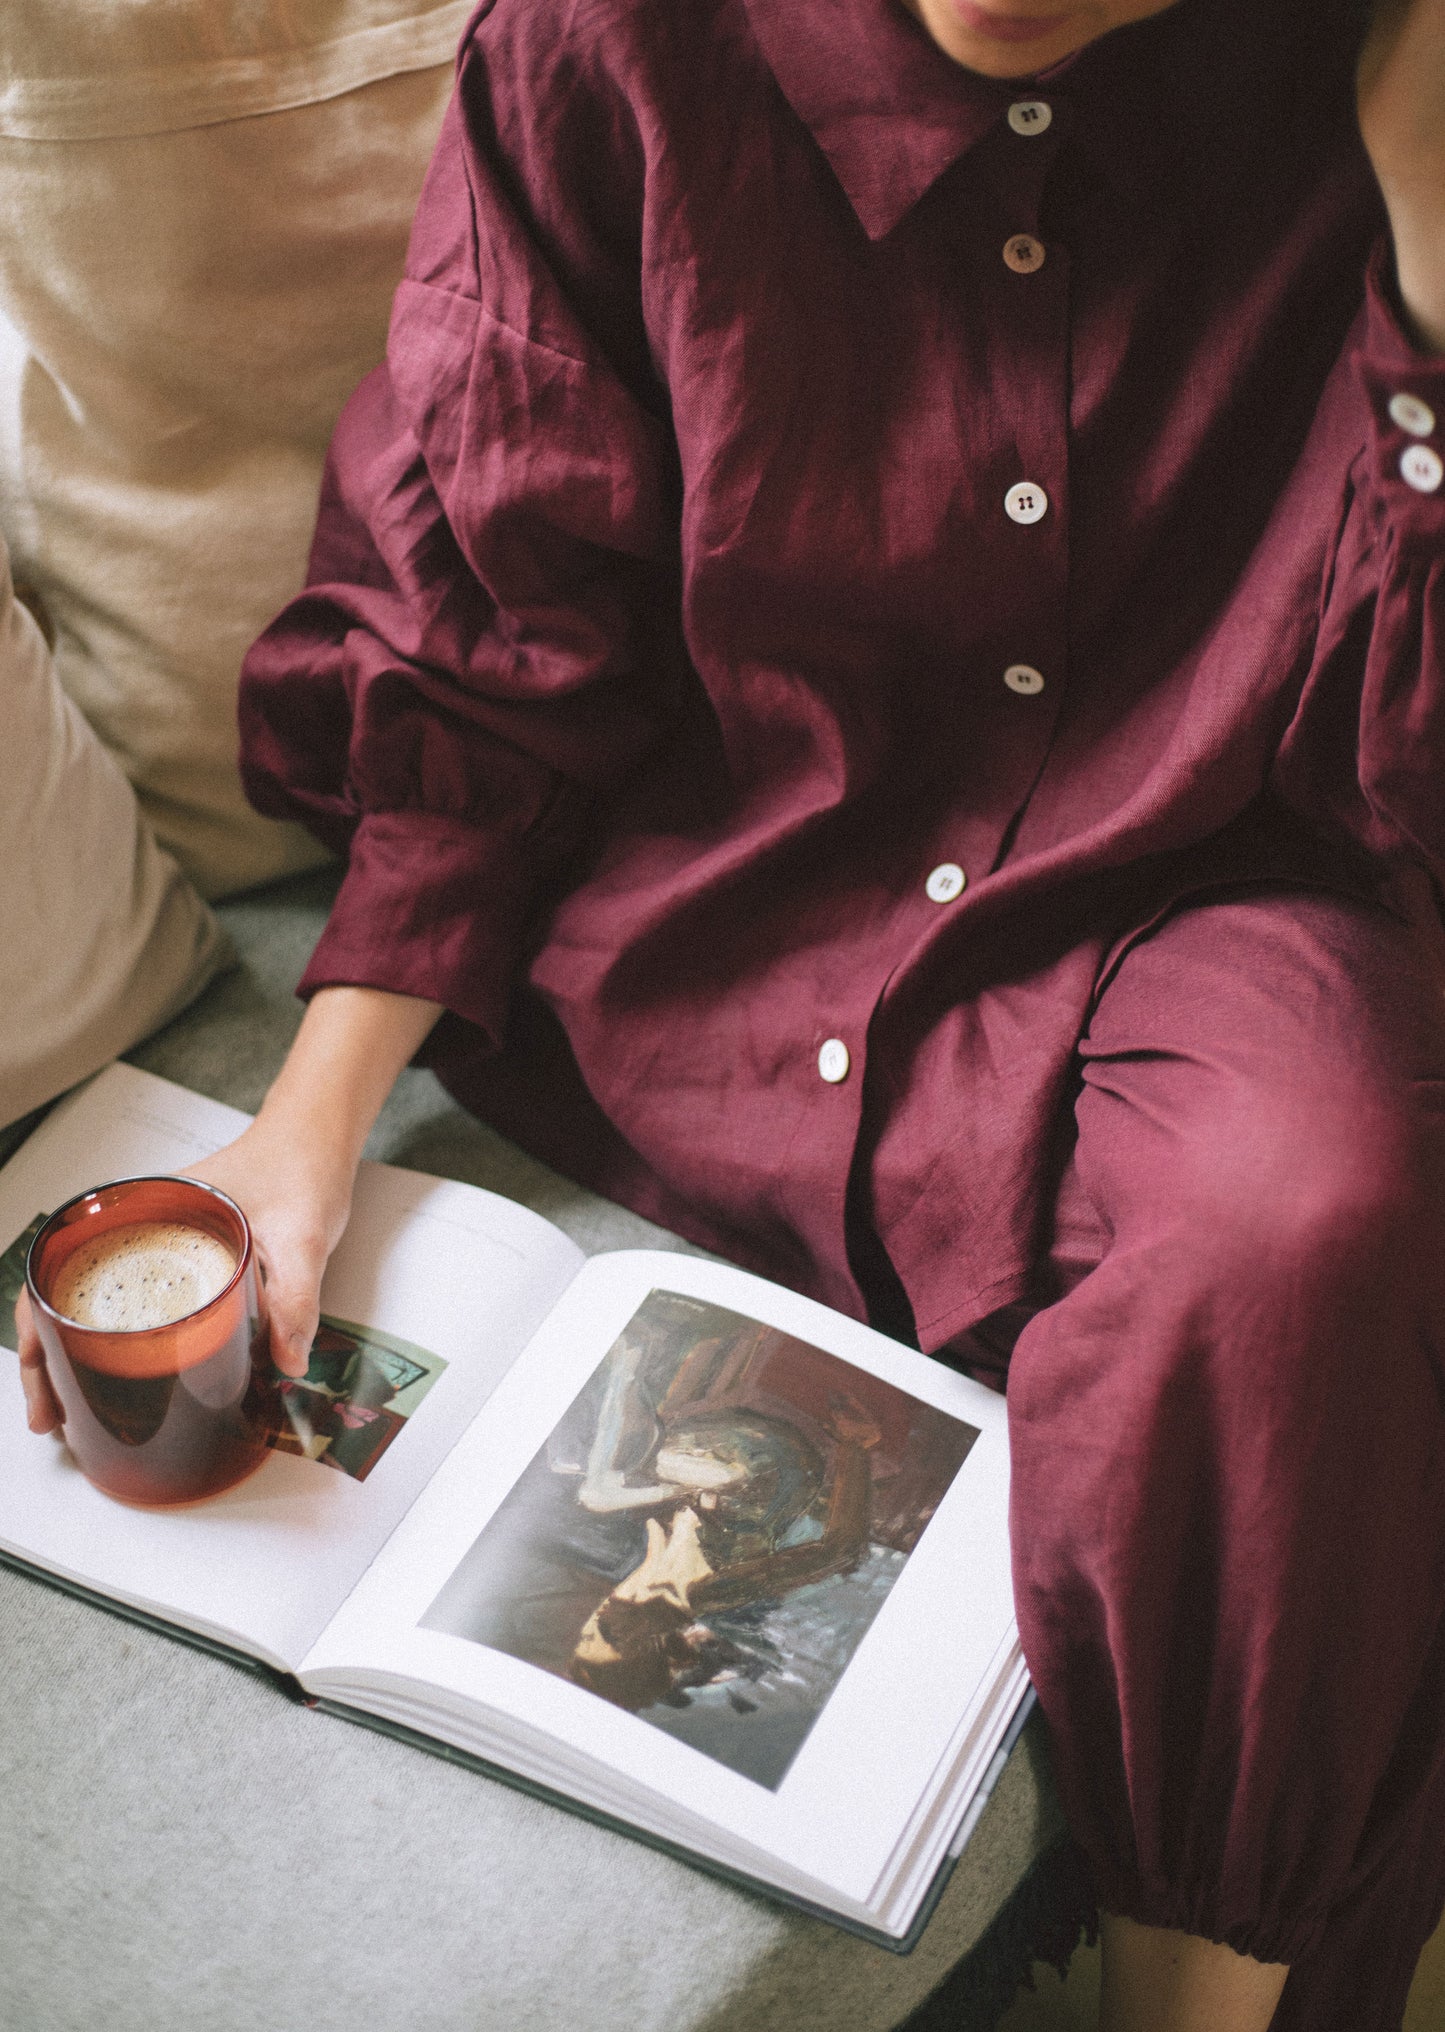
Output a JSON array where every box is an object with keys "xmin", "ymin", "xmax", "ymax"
[
  {"xmin": 1167, "ymin": 1083, "xmax": 1431, "ymax": 1328},
  {"xmin": 1023, "ymin": 1093, "xmax": 1440, "ymax": 1566}
]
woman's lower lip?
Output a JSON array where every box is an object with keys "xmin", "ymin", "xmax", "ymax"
[{"xmin": 949, "ymin": 0, "xmax": 1079, "ymax": 40}]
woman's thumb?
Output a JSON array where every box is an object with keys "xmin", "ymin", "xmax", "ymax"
[{"xmin": 258, "ymin": 1260, "xmax": 320, "ymax": 1378}]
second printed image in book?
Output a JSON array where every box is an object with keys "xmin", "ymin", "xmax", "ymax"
[{"xmin": 425, "ymin": 1288, "xmax": 978, "ymax": 1787}]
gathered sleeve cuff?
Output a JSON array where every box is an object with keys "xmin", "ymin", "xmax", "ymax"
[
  {"xmin": 1343, "ymin": 242, "xmax": 1445, "ymax": 876},
  {"xmin": 295, "ymin": 810, "xmax": 540, "ymax": 1048},
  {"xmin": 1355, "ymin": 241, "xmax": 1445, "ymax": 552}
]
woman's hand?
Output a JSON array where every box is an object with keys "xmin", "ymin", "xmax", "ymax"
[
  {"xmin": 198, "ymin": 985, "xmax": 444, "ymax": 1375},
  {"xmin": 16, "ymin": 984, "xmax": 443, "ymax": 1430},
  {"xmin": 1359, "ymin": 0, "xmax": 1445, "ymax": 353},
  {"xmin": 17, "ymin": 1289, "xmax": 61, "ymax": 1434},
  {"xmin": 184, "ymin": 1115, "xmax": 359, "ymax": 1378}
]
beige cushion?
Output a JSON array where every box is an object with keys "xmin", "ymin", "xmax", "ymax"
[
  {"xmin": 0, "ymin": 530, "xmax": 228, "ymax": 1129},
  {"xmin": 0, "ymin": 1, "xmax": 470, "ymax": 898}
]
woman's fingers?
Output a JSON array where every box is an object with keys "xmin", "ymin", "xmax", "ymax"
[
  {"xmin": 244, "ymin": 1200, "xmax": 341, "ymax": 1375},
  {"xmin": 183, "ymin": 1129, "xmax": 353, "ymax": 1382},
  {"xmin": 15, "ymin": 1288, "xmax": 63, "ymax": 1434},
  {"xmin": 252, "ymin": 1233, "xmax": 326, "ymax": 1378}
]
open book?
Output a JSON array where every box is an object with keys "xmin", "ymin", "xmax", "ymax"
[{"xmin": 0, "ymin": 1064, "xmax": 1027, "ymax": 1949}]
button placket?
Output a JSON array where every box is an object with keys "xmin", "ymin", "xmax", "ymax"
[
  {"xmin": 979, "ymin": 107, "xmax": 1064, "ymax": 861},
  {"xmin": 987, "ymin": 147, "xmax": 1065, "ymax": 723},
  {"xmin": 942, "ymin": 95, "xmax": 1068, "ymax": 876}
]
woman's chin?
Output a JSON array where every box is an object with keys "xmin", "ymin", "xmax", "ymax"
[
  {"xmin": 898, "ymin": 0, "xmax": 1181, "ymax": 78},
  {"xmin": 900, "ymin": 0, "xmax": 1088, "ymax": 73}
]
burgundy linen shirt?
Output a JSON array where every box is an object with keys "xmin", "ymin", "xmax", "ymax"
[{"xmin": 240, "ymin": 0, "xmax": 1445, "ymax": 1347}]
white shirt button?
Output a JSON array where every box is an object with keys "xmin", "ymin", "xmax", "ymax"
[
  {"xmin": 1004, "ymin": 663, "xmax": 1045, "ymax": 695},
  {"xmin": 1007, "ymin": 100, "xmax": 1053, "ymax": 136},
  {"xmin": 1003, "ymin": 233, "xmax": 1046, "ymax": 275},
  {"xmin": 925, "ymin": 862, "xmax": 967, "ymax": 904},
  {"xmin": 1401, "ymin": 444, "xmax": 1444, "ymax": 494},
  {"xmin": 1005, "ymin": 481, "xmax": 1049, "ymax": 525},
  {"xmin": 817, "ymin": 1038, "xmax": 850, "ymax": 1084},
  {"xmin": 1389, "ymin": 392, "xmax": 1437, "ymax": 438}
]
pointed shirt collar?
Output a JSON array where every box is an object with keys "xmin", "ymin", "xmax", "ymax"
[{"xmin": 739, "ymin": 0, "xmax": 1238, "ymax": 240}]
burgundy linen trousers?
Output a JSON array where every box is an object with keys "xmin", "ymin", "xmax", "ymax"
[{"xmin": 983, "ymin": 877, "xmax": 1445, "ymax": 2025}]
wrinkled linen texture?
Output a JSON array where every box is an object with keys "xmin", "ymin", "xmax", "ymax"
[{"xmin": 239, "ymin": 0, "xmax": 1445, "ymax": 2013}]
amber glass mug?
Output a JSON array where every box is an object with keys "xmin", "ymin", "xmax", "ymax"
[{"xmin": 25, "ymin": 1176, "xmax": 278, "ymax": 1506}]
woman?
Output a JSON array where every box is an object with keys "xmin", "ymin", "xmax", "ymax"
[{"xmin": 20, "ymin": 0, "xmax": 1445, "ymax": 2023}]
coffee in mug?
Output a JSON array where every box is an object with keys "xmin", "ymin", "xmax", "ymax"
[
  {"xmin": 50, "ymin": 1222, "xmax": 239, "ymax": 1333},
  {"xmin": 26, "ymin": 1177, "xmax": 278, "ymax": 1506}
]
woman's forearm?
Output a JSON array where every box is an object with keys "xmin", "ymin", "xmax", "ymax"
[
  {"xmin": 256, "ymin": 984, "xmax": 445, "ymax": 1172},
  {"xmin": 178, "ymin": 985, "xmax": 446, "ymax": 1374}
]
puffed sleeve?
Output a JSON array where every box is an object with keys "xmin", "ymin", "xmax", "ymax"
[
  {"xmin": 239, "ymin": 3, "xmax": 682, "ymax": 1048},
  {"xmin": 1348, "ymin": 250, "xmax": 1445, "ymax": 876}
]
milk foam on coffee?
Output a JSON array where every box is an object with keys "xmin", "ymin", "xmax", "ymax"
[{"xmin": 50, "ymin": 1222, "xmax": 238, "ymax": 1331}]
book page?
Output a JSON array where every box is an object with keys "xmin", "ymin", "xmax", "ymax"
[
  {"xmin": 302, "ymin": 1250, "xmax": 1015, "ymax": 1912},
  {"xmin": 0, "ymin": 1064, "xmax": 585, "ymax": 1669}
]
